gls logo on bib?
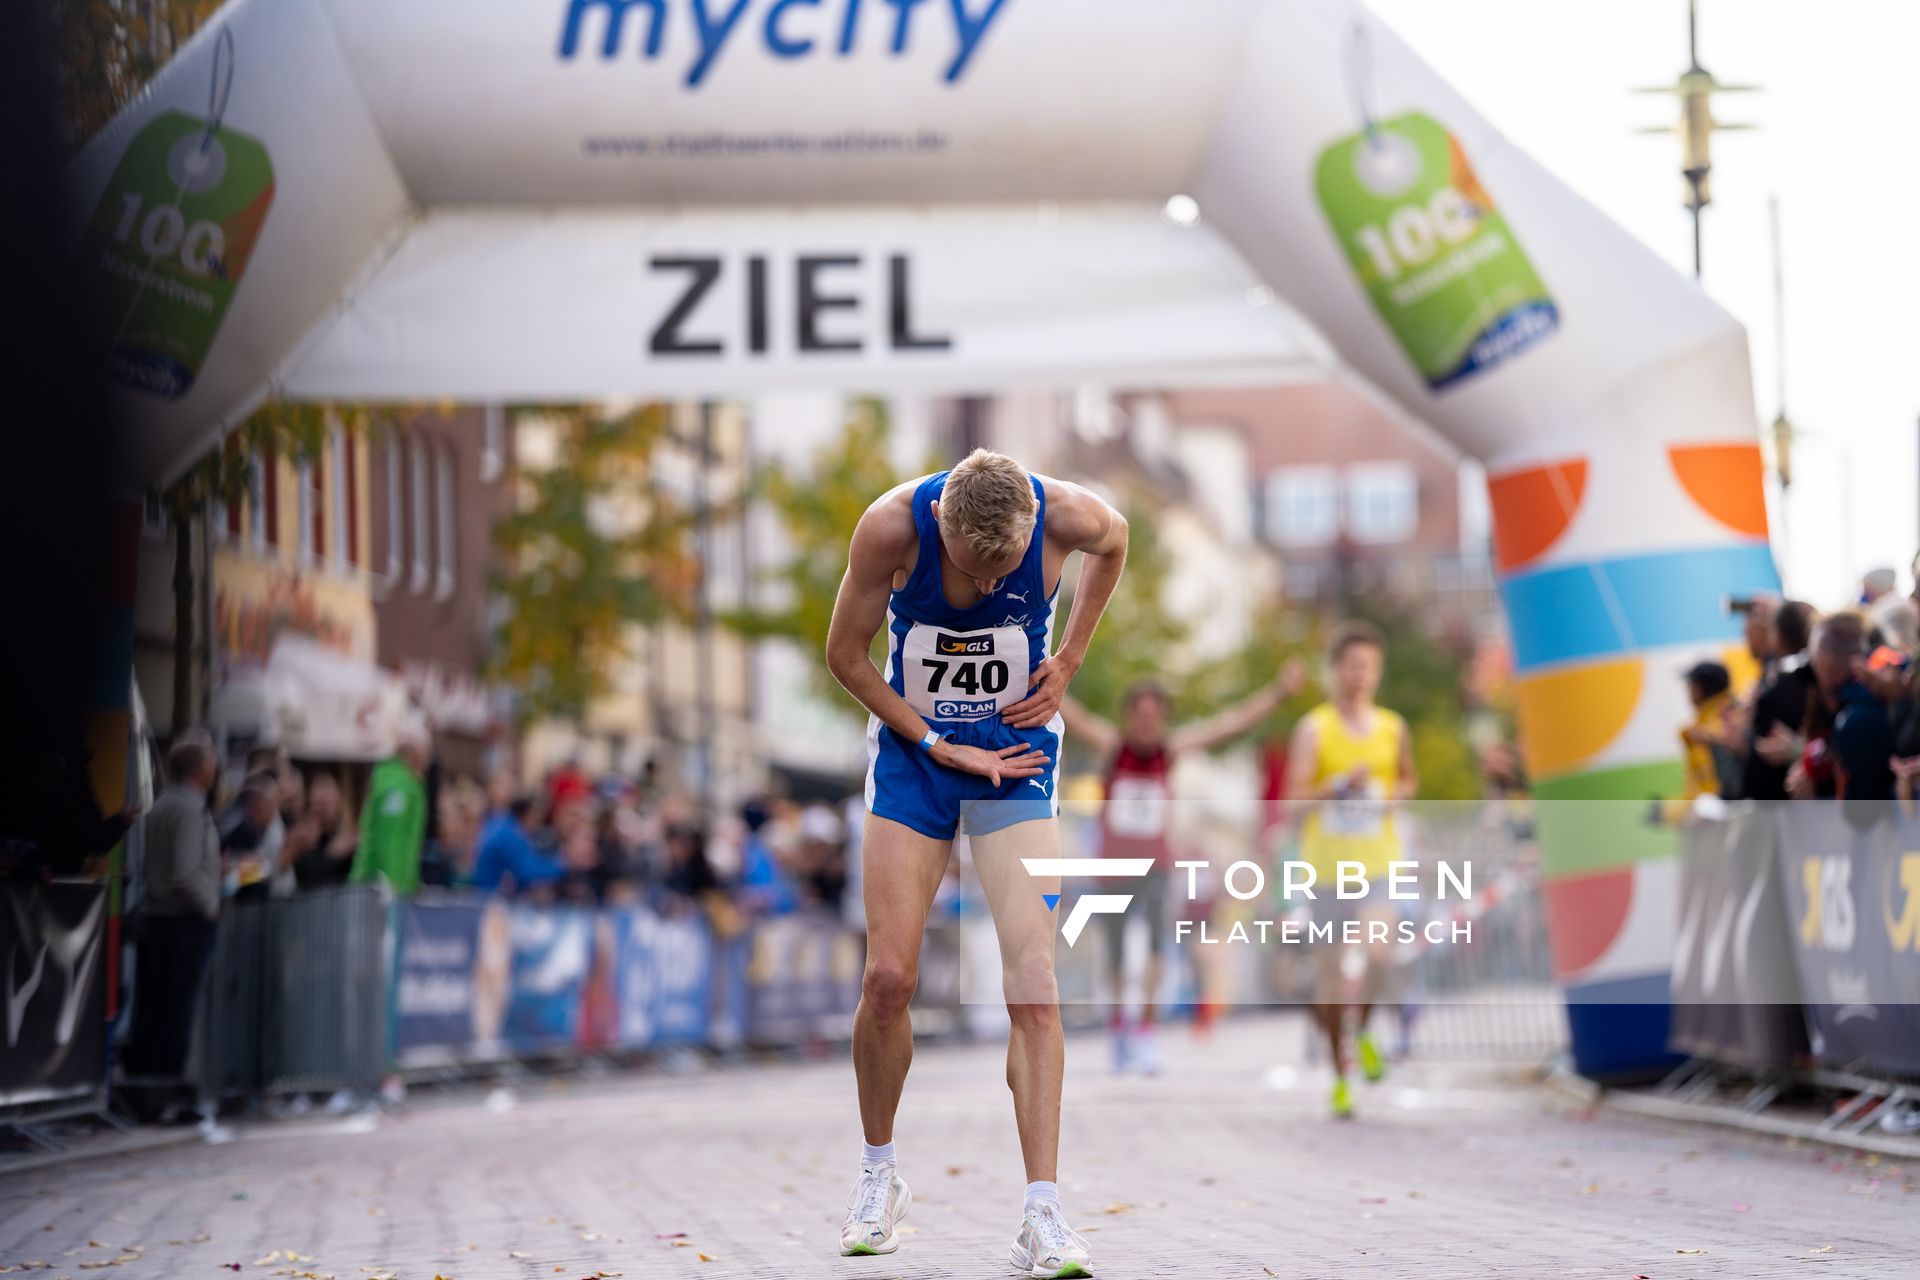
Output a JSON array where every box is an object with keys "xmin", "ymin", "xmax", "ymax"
[
  {"xmin": 936, "ymin": 633, "xmax": 994, "ymax": 656},
  {"xmin": 557, "ymin": 0, "xmax": 1012, "ymax": 88}
]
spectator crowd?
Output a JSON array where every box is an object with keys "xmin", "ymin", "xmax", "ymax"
[
  {"xmin": 125, "ymin": 725, "xmax": 866, "ymax": 1089},
  {"xmin": 1675, "ymin": 559, "xmax": 1920, "ymax": 814},
  {"xmin": 124, "ymin": 554, "xmax": 1920, "ymax": 1093}
]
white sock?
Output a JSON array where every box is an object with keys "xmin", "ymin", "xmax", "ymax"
[
  {"xmin": 1024, "ymin": 1180, "xmax": 1060, "ymax": 1214},
  {"xmin": 863, "ymin": 1140, "xmax": 896, "ymax": 1168}
]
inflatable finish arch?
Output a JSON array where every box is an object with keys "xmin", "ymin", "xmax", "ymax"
[{"xmin": 69, "ymin": 0, "xmax": 1779, "ymax": 1075}]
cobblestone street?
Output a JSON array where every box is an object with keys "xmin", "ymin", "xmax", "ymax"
[{"xmin": 4, "ymin": 1016, "xmax": 1913, "ymax": 1280}]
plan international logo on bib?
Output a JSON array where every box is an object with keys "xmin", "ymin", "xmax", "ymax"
[{"xmin": 556, "ymin": 0, "xmax": 1012, "ymax": 88}]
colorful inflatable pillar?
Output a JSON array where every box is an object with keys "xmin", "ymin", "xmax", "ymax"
[
  {"xmin": 1491, "ymin": 419, "xmax": 1776, "ymax": 1077},
  {"xmin": 1188, "ymin": 1, "xmax": 1783, "ymax": 1078}
]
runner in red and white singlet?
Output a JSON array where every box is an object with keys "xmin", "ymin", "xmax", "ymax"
[{"xmin": 1061, "ymin": 659, "xmax": 1304, "ymax": 1073}]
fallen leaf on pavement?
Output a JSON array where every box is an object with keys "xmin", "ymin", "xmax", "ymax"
[
  {"xmin": 509, "ymin": 1252, "xmax": 530, "ymax": 1259},
  {"xmin": 696, "ymin": 1255, "xmax": 716, "ymax": 1264},
  {"xmin": 1675, "ymin": 1248, "xmax": 1707, "ymax": 1255},
  {"xmin": 1732, "ymin": 1202, "xmax": 1749, "ymax": 1213},
  {"xmin": 1811, "ymin": 1246, "xmax": 1835, "ymax": 1254},
  {"xmin": 1101, "ymin": 1203, "xmax": 1131, "ymax": 1216},
  {"xmin": 654, "ymin": 1234, "xmax": 686, "ymax": 1241},
  {"xmin": 1264, "ymin": 1269, "xmax": 1277, "ymax": 1277}
]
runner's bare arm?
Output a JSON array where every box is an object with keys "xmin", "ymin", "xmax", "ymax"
[
  {"xmin": 1058, "ymin": 694, "xmax": 1120, "ymax": 758},
  {"xmin": 1396, "ymin": 717, "xmax": 1419, "ymax": 801},
  {"xmin": 825, "ymin": 496, "xmax": 1050, "ymax": 786},
  {"xmin": 1284, "ymin": 713, "xmax": 1340, "ymax": 806},
  {"xmin": 1167, "ymin": 655, "xmax": 1309, "ymax": 755},
  {"xmin": 1004, "ymin": 481, "xmax": 1127, "ymax": 730}
]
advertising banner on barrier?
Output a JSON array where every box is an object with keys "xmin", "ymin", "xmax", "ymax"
[
  {"xmin": 1776, "ymin": 805, "xmax": 1920, "ymax": 1077},
  {"xmin": 1, "ymin": 883, "xmax": 109, "ymax": 1107},
  {"xmin": 744, "ymin": 912, "xmax": 863, "ymax": 1042},
  {"xmin": 1670, "ymin": 811, "xmax": 1807, "ymax": 1072},
  {"xmin": 611, "ymin": 908, "xmax": 712, "ymax": 1048},
  {"xmin": 503, "ymin": 906, "xmax": 595, "ymax": 1052},
  {"xmin": 393, "ymin": 898, "xmax": 493, "ymax": 1061},
  {"xmin": 395, "ymin": 897, "xmax": 719, "ymax": 1062}
]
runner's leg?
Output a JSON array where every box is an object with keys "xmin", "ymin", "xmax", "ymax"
[
  {"xmin": 853, "ymin": 814, "xmax": 952, "ymax": 1145},
  {"xmin": 971, "ymin": 818, "xmax": 1064, "ymax": 1183}
]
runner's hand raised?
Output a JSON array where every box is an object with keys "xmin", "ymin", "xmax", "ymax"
[{"xmin": 934, "ymin": 741, "xmax": 1051, "ymax": 786}]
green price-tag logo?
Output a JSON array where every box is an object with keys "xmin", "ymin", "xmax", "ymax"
[
  {"xmin": 79, "ymin": 110, "xmax": 275, "ymax": 400},
  {"xmin": 1315, "ymin": 112, "xmax": 1558, "ymax": 391}
]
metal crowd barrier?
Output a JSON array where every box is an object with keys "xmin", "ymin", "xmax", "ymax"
[
  {"xmin": 193, "ymin": 885, "xmax": 389, "ymax": 1099},
  {"xmin": 179, "ymin": 806, "xmax": 1581, "ymax": 1106},
  {"xmin": 1395, "ymin": 806, "xmax": 1564, "ymax": 1061}
]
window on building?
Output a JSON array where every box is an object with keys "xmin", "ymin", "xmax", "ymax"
[
  {"xmin": 296, "ymin": 459, "xmax": 316, "ymax": 566},
  {"xmin": 385, "ymin": 435, "xmax": 403, "ymax": 585},
  {"xmin": 311, "ymin": 452, "xmax": 327, "ymax": 563},
  {"xmin": 246, "ymin": 455, "xmax": 268, "ymax": 550},
  {"xmin": 1345, "ymin": 462, "xmax": 1418, "ymax": 545},
  {"xmin": 481, "ymin": 403, "xmax": 505, "ymax": 482},
  {"xmin": 1264, "ymin": 466, "xmax": 1340, "ymax": 548},
  {"xmin": 410, "ymin": 434, "xmax": 431, "ymax": 595},
  {"xmin": 261, "ymin": 450, "xmax": 279, "ymax": 548},
  {"xmin": 330, "ymin": 424, "xmax": 351, "ymax": 567},
  {"xmin": 435, "ymin": 439, "xmax": 456, "ymax": 600},
  {"xmin": 216, "ymin": 488, "xmax": 237, "ymax": 543}
]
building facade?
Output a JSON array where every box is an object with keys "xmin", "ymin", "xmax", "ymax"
[
  {"xmin": 1161, "ymin": 381, "xmax": 1499, "ymax": 635},
  {"xmin": 365, "ymin": 404, "xmax": 516, "ymax": 779}
]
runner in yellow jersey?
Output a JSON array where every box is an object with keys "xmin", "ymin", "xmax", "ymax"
[{"xmin": 1285, "ymin": 620, "xmax": 1416, "ymax": 1118}]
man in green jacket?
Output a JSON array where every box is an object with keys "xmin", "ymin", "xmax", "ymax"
[{"xmin": 351, "ymin": 730, "xmax": 430, "ymax": 897}]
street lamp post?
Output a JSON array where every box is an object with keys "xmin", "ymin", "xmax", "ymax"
[{"xmin": 1633, "ymin": 0, "xmax": 1757, "ymax": 280}]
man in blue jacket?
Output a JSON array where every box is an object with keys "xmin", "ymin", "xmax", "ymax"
[{"xmin": 471, "ymin": 796, "xmax": 563, "ymax": 895}]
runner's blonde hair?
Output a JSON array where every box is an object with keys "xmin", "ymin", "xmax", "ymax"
[{"xmin": 938, "ymin": 449, "xmax": 1037, "ymax": 566}]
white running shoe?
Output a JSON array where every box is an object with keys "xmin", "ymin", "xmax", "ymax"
[
  {"xmin": 1009, "ymin": 1201, "xmax": 1093, "ymax": 1278},
  {"xmin": 839, "ymin": 1164, "xmax": 911, "ymax": 1256}
]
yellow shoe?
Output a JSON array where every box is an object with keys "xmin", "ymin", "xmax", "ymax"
[
  {"xmin": 1357, "ymin": 1032, "xmax": 1386, "ymax": 1083},
  {"xmin": 1330, "ymin": 1076, "xmax": 1354, "ymax": 1118}
]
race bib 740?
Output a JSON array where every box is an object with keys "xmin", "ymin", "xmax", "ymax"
[{"xmin": 900, "ymin": 624, "xmax": 1029, "ymax": 723}]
